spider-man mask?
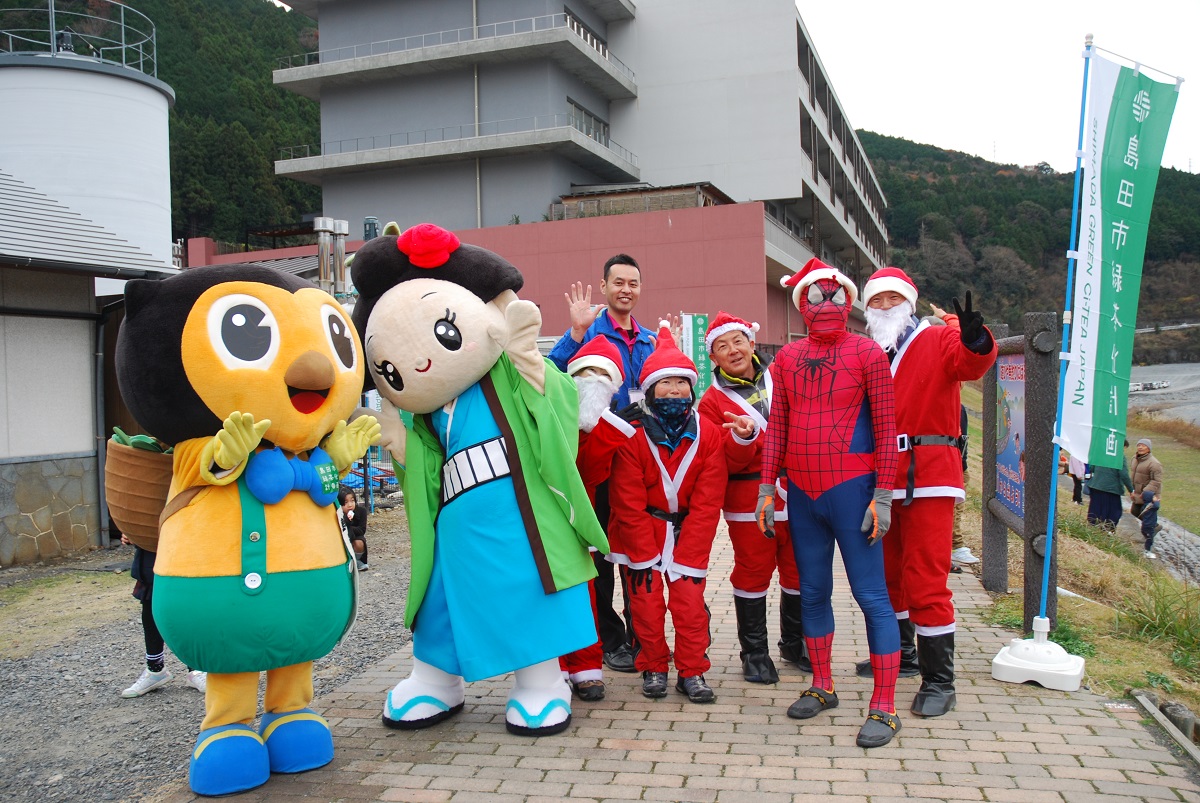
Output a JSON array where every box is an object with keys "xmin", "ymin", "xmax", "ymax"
[{"xmin": 801, "ymin": 277, "xmax": 850, "ymax": 339}]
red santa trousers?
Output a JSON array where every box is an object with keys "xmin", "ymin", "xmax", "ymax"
[
  {"xmin": 559, "ymin": 578, "xmax": 603, "ymax": 682},
  {"xmin": 882, "ymin": 496, "xmax": 956, "ymax": 631},
  {"xmin": 727, "ymin": 516, "xmax": 799, "ymax": 595},
  {"xmin": 624, "ymin": 568, "xmax": 711, "ymax": 677}
]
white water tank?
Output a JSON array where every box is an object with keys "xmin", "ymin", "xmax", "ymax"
[{"xmin": 0, "ymin": 5, "xmax": 175, "ymax": 269}]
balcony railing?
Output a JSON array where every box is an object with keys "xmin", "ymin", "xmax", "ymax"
[
  {"xmin": 280, "ymin": 113, "xmax": 638, "ymax": 167},
  {"xmin": 0, "ymin": 1, "xmax": 159, "ymax": 78},
  {"xmin": 277, "ymin": 12, "xmax": 634, "ymax": 81}
]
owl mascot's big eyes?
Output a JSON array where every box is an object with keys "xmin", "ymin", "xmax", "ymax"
[
  {"xmin": 349, "ymin": 223, "xmax": 607, "ymax": 736},
  {"xmin": 116, "ymin": 265, "xmax": 380, "ymax": 797}
]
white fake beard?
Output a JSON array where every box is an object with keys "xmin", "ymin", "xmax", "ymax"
[
  {"xmin": 865, "ymin": 300, "xmax": 914, "ymax": 352},
  {"xmin": 576, "ymin": 374, "xmax": 617, "ymax": 432}
]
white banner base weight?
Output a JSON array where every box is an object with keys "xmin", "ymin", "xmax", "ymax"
[{"xmin": 991, "ymin": 616, "xmax": 1085, "ymax": 692}]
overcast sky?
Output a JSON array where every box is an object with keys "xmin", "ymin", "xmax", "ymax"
[{"xmin": 797, "ymin": 1, "xmax": 1198, "ymax": 175}]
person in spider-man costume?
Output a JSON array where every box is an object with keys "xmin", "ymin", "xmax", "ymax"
[
  {"xmin": 855, "ymin": 267, "xmax": 997, "ymax": 718},
  {"xmin": 757, "ymin": 257, "xmax": 902, "ymax": 748}
]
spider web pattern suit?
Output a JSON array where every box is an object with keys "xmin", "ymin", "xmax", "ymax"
[
  {"xmin": 760, "ymin": 335, "xmax": 898, "ymax": 497},
  {"xmin": 761, "ymin": 276, "xmax": 901, "ymax": 713}
]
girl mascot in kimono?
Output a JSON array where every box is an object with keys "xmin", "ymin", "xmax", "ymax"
[{"xmin": 350, "ymin": 223, "xmax": 607, "ymax": 736}]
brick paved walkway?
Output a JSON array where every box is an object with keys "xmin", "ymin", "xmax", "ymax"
[{"xmin": 163, "ymin": 531, "xmax": 1200, "ymax": 802}]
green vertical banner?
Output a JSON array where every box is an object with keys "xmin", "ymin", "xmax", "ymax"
[
  {"xmin": 1061, "ymin": 54, "xmax": 1178, "ymax": 469},
  {"xmin": 680, "ymin": 313, "xmax": 711, "ymax": 395}
]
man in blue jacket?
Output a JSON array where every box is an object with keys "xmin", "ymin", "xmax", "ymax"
[{"xmin": 549, "ymin": 254, "xmax": 655, "ymax": 673}]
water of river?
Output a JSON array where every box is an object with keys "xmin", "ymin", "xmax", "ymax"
[{"xmin": 1128, "ymin": 362, "xmax": 1200, "ymax": 424}]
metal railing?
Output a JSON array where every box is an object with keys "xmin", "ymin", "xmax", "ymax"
[
  {"xmin": 276, "ymin": 12, "xmax": 634, "ymax": 81},
  {"xmin": 280, "ymin": 112, "xmax": 638, "ymax": 167},
  {"xmin": 0, "ymin": 2, "xmax": 159, "ymax": 78}
]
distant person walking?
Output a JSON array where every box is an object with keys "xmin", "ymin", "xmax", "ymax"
[
  {"xmin": 1086, "ymin": 439, "xmax": 1133, "ymax": 531},
  {"xmin": 1068, "ymin": 454, "xmax": 1088, "ymax": 505},
  {"xmin": 1130, "ymin": 439, "xmax": 1164, "ymax": 559}
]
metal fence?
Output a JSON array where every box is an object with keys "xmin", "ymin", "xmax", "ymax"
[
  {"xmin": 276, "ymin": 12, "xmax": 634, "ymax": 81},
  {"xmin": 0, "ymin": 2, "xmax": 159, "ymax": 77},
  {"xmin": 279, "ymin": 113, "xmax": 638, "ymax": 168}
]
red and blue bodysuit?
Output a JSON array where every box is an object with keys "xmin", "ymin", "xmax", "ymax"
[{"xmin": 760, "ymin": 278, "xmax": 901, "ymax": 714}]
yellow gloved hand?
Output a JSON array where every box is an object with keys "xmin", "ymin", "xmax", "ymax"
[
  {"xmin": 211, "ymin": 412, "xmax": 271, "ymax": 471},
  {"xmin": 323, "ymin": 415, "xmax": 382, "ymax": 474}
]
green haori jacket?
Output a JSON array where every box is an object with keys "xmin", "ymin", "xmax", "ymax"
[{"xmin": 394, "ymin": 354, "xmax": 609, "ymax": 629}]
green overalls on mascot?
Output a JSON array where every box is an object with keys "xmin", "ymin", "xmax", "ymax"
[
  {"xmin": 116, "ymin": 266, "xmax": 380, "ymax": 796},
  {"xmin": 350, "ymin": 223, "xmax": 607, "ymax": 735}
]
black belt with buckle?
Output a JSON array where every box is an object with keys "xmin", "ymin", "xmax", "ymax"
[
  {"xmin": 898, "ymin": 434, "xmax": 965, "ymax": 506},
  {"xmin": 646, "ymin": 505, "xmax": 689, "ymax": 529}
]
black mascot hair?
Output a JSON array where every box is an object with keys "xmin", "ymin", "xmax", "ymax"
[{"xmin": 117, "ymin": 264, "xmax": 311, "ymax": 446}]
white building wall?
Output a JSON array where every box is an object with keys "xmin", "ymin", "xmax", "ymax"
[
  {"xmin": 0, "ymin": 64, "xmax": 174, "ymax": 267},
  {"xmin": 0, "ymin": 270, "xmax": 95, "ymax": 460},
  {"xmin": 607, "ymin": 0, "xmax": 804, "ymax": 202}
]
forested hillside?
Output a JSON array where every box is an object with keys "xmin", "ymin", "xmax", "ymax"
[
  {"xmin": 858, "ymin": 131, "xmax": 1200, "ymax": 362},
  {"xmin": 94, "ymin": 0, "xmax": 321, "ymax": 243}
]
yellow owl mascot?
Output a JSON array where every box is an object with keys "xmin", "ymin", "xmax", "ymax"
[{"xmin": 116, "ymin": 265, "xmax": 380, "ymax": 796}]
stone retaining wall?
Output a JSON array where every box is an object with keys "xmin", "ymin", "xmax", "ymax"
[{"xmin": 0, "ymin": 453, "xmax": 100, "ymax": 566}]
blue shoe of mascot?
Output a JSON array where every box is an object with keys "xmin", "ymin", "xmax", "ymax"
[
  {"xmin": 350, "ymin": 223, "xmax": 608, "ymax": 735},
  {"xmin": 116, "ymin": 265, "xmax": 380, "ymax": 795},
  {"xmin": 259, "ymin": 708, "xmax": 335, "ymax": 773}
]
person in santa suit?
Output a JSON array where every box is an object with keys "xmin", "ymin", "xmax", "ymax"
[
  {"xmin": 858, "ymin": 267, "xmax": 996, "ymax": 718},
  {"xmin": 608, "ymin": 323, "xmax": 754, "ymax": 703},
  {"xmin": 558, "ymin": 337, "xmax": 638, "ymax": 702},
  {"xmin": 697, "ymin": 312, "xmax": 807, "ymax": 685},
  {"xmin": 758, "ymin": 257, "xmax": 902, "ymax": 748}
]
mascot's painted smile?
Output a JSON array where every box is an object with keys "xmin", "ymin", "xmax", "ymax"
[
  {"xmin": 283, "ymin": 349, "xmax": 337, "ymax": 414},
  {"xmin": 288, "ymin": 387, "xmax": 328, "ymax": 413},
  {"xmin": 416, "ymin": 358, "xmax": 432, "ymax": 373}
]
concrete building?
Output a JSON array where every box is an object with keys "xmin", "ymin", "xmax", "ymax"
[
  {"xmin": 0, "ymin": 2, "xmax": 177, "ymax": 566},
  {"xmin": 268, "ymin": 0, "xmax": 888, "ymax": 339}
]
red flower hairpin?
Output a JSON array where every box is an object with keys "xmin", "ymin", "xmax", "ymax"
[{"xmin": 397, "ymin": 223, "xmax": 461, "ymax": 268}]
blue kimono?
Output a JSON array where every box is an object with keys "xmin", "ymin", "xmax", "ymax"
[{"xmin": 412, "ymin": 382, "xmax": 596, "ymax": 681}]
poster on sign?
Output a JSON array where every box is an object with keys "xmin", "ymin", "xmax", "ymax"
[{"xmin": 996, "ymin": 354, "xmax": 1026, "ymax": 518}]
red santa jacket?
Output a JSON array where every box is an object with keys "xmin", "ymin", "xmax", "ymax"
[
  {"xmin": 607, "ymin": 411, "xmax": 731, "ymax": 579},
  {"xmin": 697, "ymin": 381, "xmax": 789, "ymax": 521},
  {"xmin": 888, "ymin": 319, "xmax": 997, "ymax": 500},
  {"xmin": 577, "ymin": 408, "xmax": 638, "ymax": 507}
]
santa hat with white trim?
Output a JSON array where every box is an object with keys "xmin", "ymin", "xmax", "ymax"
[
  {"xmin": 705, "ymin": 311, "xmax": 760, "ymax": 353},
  {"xmin": 639, "ymin": 322, "xmax": 698, "ymax": 393},
  {"xmin": 862, "ymin": 266, "xmax": 919, "ymax": 307},
  {"xmin": 567, "ymin": 335, "xmax": 625, "ymax": 385},
  {"xmin": 780, "ymin": 257, "xmax": 858, "ymax": 309}
]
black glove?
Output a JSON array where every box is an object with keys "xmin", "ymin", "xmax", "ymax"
[
  {"xmin": 615, "ymin": 402, "xmax": 644, "ymax": 424},
  {"xmin": 952, "ymin": 291, "xmax": 991, "ymax": 354},
  {"xmin": 626, "ymin": 566, "xmax": 656, "ymax": 595}
]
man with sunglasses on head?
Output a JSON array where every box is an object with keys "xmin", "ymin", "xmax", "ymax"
[{"xmin": 858, "ymin": 268, "xmax": 996, "ymax": 720}]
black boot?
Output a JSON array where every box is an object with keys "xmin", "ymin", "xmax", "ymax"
[
  {"xmin": 855, "ymin": 618, "xmax": 919, "ymax": 678},
  {"xmin": 777, "ymin": 591, "xmax": 812, "ymax": 672},
  {"xmin": 734, "ymin": 596, "xmax": 779, "ymax": 684},
  {"xmin": 911, "ymin": 631, "xmax": 956, "ymax": 717}
]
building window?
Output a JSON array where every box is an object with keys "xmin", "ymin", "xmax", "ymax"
[{"xmin": 568, "ymin": 99, "xmax": 609, "ymax": 146}]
